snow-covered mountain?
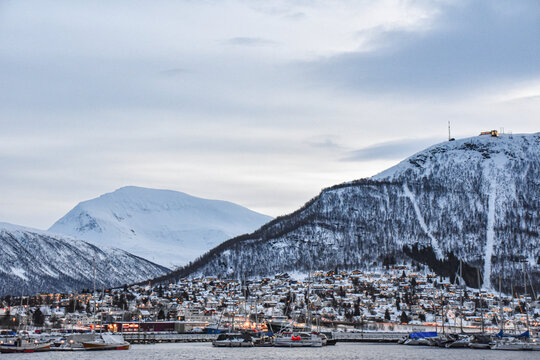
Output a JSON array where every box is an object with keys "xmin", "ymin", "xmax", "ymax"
[
  {"xmin": 0, "ymin": 222, "xmax": 169, "ymax": 296},
  {"xmin": 161, "ymin": 133, "xmax": 540, "ymax": 292},
  {"xmin": 49, "ymin": 186, "xmax": 273, "ymax": 268}
]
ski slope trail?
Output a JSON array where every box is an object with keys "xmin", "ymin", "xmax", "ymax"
[{"xmin": 403, "ymin": 183, "xmax": 444, "ymax": 259}]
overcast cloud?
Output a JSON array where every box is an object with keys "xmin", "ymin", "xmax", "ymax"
[
  {"xmin": 305, "ymin": 0, "xmax": 540, "ymax": 95},
  {"xmin": 0, "ymin": 0, "xmax": 539, "ymax": 229}
]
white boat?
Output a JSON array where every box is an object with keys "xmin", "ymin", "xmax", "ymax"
[
  {"xmin": 81, "ymin": 333, "xmax": 130, "ymax": 351},
  {"xmin": 212, "ymin": 333, "xmax": 254, "ymax": 347},
  {"xmin": 403, "ymin": 338, "xmax": 431, "ymax": 346},
  {"xmin": 274, "ymin": 332, "xmax": 323, "ymax": 347},
  {"xmin": 490, "ymin": 338, "xmax": 533, "ymax": 351},
  {"xmin": 0, "ymin": 337, "xmax": 52, "ymax": 353},
  {"xmin": 51, "ymin": 333, "xmax": 100, "ymax": 351}
]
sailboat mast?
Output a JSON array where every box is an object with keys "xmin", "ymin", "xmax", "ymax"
[
  {"xmin": 498, "ymin": 276, "xmax": 504, "ymax": 333},
  {"xmin": 522, "ymin": 260, "xmax": 530, "ymax": 333},
  {"xmin": 477, "ymin": 268, "xmax": 484, "ymax": 333},
  {"xmin": 441, "ymin": 299, "xmax": 445, "ymax": 335},
  {"xmin": 93, "ymin": 257, "xmax": 96, "ymax": 295},
  {"xmin": 459, "ymin": 261, "xmax": 463, "ymax": 333},
  {"xmin": 527, "ymin": 270, "xmax": 536, "ymax": 337}
]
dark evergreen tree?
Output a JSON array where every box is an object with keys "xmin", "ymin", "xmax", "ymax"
[
  {"xmin": 400, "ymin": 311, "xmax": 409, "ymax": 324},
  {"xmin": 33, "ymin": 308, "xmax": 45, "ymax": 327},
  {"xmin": 157, "ymin": 309, "xmax": 166, "ymax": 320},
  {"xmin": 384, "ymin": 308, "xmax": 391, "ymax": 321}
]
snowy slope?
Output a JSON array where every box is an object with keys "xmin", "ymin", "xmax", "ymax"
[
  {"xmin": 49, "ymin": 187, "xmax": 273, "ymax": 268},
  {"xmin": 163, "ymin": 133, "xmax": 540, "ymax": 292},
  {"xmin": 0, "ymin": 222, "xmax": 169, "ymax": 296}
]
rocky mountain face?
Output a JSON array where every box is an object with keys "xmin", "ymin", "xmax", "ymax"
[
  {"xmin": 49, "ymin": 186, "xmax": 273, "ymax": 268},
  {"xmin": 160, "ymin": 133, "xmax": 540, "ymax": 293},
  {"xmin": 0, "ymin": 222, "xmax": 169, "ymax": 296}
]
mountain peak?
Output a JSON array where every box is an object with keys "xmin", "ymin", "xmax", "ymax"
[
  {"xmin": 373, "ymin": 132, "xmax": 539, "ymax": 180},
  {"xmin": 49, "ymin": 187, "xmax": 273, "ymax": 268},
  {"xmin": 160, "ymin": 132, "xmax": 539, "ymax": 293}
]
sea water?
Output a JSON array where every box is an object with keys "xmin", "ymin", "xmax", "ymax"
[{"xmin": 8, "ymin": 342, "xmax": 540, "ymax": 359}]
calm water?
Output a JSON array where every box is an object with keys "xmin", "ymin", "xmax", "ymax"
[{"xmin": 7, "ymin": 342, "xmax": 540, "ymax": 359}]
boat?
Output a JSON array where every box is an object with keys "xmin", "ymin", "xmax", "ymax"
[
  {"xmin": 403, "ymin": 337, "xmax": 431, "ymax": 346},
  {"xmin": 429, "ymin": 334, "xmax": 455, "ymax": 348},
  {"xmin": 0, "ymin": 337, "xmax": 52, "ymax": 353},
  {"xmin": 204, "ymin": 322, "xmax": 230, "ymax": 334},
  {"xmin": 274, "ymin": 332, "xmax": 323, "ymax": 347},
  {"xmin": 468, "ymin": 334, "xmax": 492, "ymax": 349},
  {"xmin": 403, "ymin": 331, "xmax": 437, "ymax": 346},
  {"xmin": 314, "ymin": 332, "xmax": 328, "ymax": 346},
  {"xmin": 321, "ymin": 332, "xmax": 337, "ymax": 346},
  {"xmin": 445, "ymin": 335, "xmax": 470, "ymax": 348},
  {"xmin": 81, "ymin": 333, "xmax": 130, "ymax": 351},
  {"xmin": 490, "ymin": 338, "xmax": 533, "ymax": 351},
  {"xmin": 212, "ymin": 333, "xmax": 254, "ymax": 347},
  {"xmin": 247, "ymin": 331, "xmax": 274, "ymax": 347},
  {"xmin": 266, "ymin": 316, "xmax": 299, "ymax": 333},
  {"xmin": 51, "ymin": 333, "xmax": 100, "ymax": 351}
]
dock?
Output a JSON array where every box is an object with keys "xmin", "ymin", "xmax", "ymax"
[{"xmin": 122, "ymin": 331, "xmax": 408, "ymax": 344}]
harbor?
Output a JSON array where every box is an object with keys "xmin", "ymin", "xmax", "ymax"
[
  {"xmin": 1, "ymin": 266, "xmax": 538, "ymax": 353},
  {"xmin": 2, "ymin": 342, "xmax": 539, "ymax": 360}
]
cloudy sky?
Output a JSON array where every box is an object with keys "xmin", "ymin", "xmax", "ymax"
[{"xmin": 1, "ymin": 0, "xmax": 539, "ymax": 229}]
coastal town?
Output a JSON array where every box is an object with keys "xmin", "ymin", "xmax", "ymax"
[{"xmin": 2, "ymin": 266, "xmax": 538, "ymax": 339}]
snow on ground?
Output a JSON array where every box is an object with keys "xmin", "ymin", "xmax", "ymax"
[{"xmin": 10, "ymin": 267, "xmax": 28, "ymax": 281}]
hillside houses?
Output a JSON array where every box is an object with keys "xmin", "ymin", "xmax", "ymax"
[{"xmin": 0, "ymin": 266, "xmax": 538, "ymax": 334}]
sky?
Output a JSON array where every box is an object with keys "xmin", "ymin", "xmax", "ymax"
[{"xmin": 1, "ymin": 0, "xmax": 539, "ymax": 229}]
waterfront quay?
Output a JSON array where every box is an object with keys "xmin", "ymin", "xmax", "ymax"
[{"xmin": 123, "ymin": 331, "xmax": 408, "ymax": 344}]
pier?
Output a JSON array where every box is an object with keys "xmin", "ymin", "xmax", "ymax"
[
  {"xmin": 333, "ymin": 332, "xmax": 408, "ymax": 342},
  {"xmin": 124, "ymin": 333, "xmax": 216, "ymax": 344},
  {"xmin": 122, "ymin": 332, "xmax": 408, "ymax": 344}
]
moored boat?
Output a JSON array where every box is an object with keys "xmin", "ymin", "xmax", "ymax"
[
  {"xmin": 0, "ymin": 337, "xmax": 52, "ymax": 353},
  {"xmin": 490, "ymin": 338, "xmax": 533, "ymax": 351},
  {"xmin": 274, "ymin": 332, "xmax": 323, "ymax": 347},
  {"xmin": 468, "ymin": 334, "xmax": 492, "ymax": 349},
  {"xmin": 445, "ymin": 335, "xmax": 470, "ymax": 348},
  {"xmin": 321, "ymin": 332, "xmax": 337, "ymax": 346},
  {"xmin": 81, "ymin": 333, "xmax": 130, "ymax": 351},
  {"xmin": 403, "ymin": 331, "xmax": 437, "ymax": 346},
  {"xmin": 212, "ymin": 333, "xmax": 254, "ymax": 347}
]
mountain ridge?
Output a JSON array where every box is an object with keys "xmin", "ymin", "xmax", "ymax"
[
  {"xmin": 0, "ymin": 222, "xmax": 169, "ymax": 296},
  {"xmin": 153, "ymin": 133, "xmax": 540, "ymax": 292}
]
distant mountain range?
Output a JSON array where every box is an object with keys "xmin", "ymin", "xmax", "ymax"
[
  {"xmin": 157, "ymin": 133, "xmax": 540, "ymax": 293},
  {"xmin": 49, "ymin": 186, "xmax": 273, "ymax": 268},
  {"xmin": 0, "ymin": 222, "xmax": 168, "ymax": 296}
]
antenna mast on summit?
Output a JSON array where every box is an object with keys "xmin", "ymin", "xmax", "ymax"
[{"xmin": 448, "ymin": 121, "xmax": 454, "ymax": 141}]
